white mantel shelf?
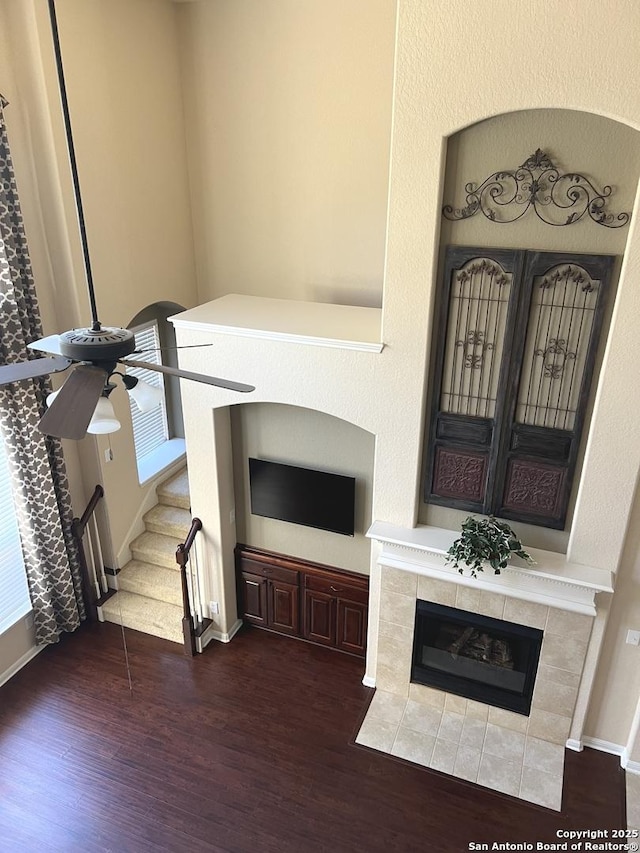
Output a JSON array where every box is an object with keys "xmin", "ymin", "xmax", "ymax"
[
  {"xmin": 171, "ymin": 294, "xmax": 384, "ymax": 352},
  {"xmin": 367, "ymin": 521, "xmax": 614, "ymax": 616}
]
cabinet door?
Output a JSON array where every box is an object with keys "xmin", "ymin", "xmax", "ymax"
[
  {"xmin": 336, "ymin": 599, "xmax": 368, "ymax": 657},
  {"xmin": 268, "ymin": 579, "xmax": 299, "ymax": 635},
  {"xmin": 303, "ymin": 589, "xmax": 336, "ymax": 647},
  {"xmin": 240, "ymin": 571, "xmax": 268, "ymax": 626}
]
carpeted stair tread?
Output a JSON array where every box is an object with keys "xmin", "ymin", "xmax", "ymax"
[
  {"xmin": 130, "ymin": 530, "xmax": 182, "ymax": 569},
  {"xmin": 108, "ymin": 466, "xmax": 192, "ymax": 643},
  {"xmin": 117, "ymin": 560, "xmax": 182, "ymax": 606},
  {"xmin": 101, "ymin": 591, "xmax": 183, "ymax": 644},
  {"xmin": 157, "ymin": 468, "xmax": 190, "ymax": 510},
  {"xmin": 143, "ymin": 504, "xmax": 192, "ymax": 539}
]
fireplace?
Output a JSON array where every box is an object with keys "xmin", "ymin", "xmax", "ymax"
[
  {"xmin": 411, "ymin": 600, "xmax": 543, "ymax": 716},
  {"xmin": 356, "ymin": 526, "xmax": 607, "ymax": 810}
]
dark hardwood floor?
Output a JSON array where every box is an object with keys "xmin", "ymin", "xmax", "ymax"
[{"xmin": 0, "ymin": 622, "xmax": 627, "ymax": 852}]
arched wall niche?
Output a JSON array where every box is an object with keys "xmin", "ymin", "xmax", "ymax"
[
  {"xmin": 439, "ymin": 109, "xmax": 640, "ymax": 255},
  {"xmin": 128, "ymin": 300, "xmax": 186, "ymax": 439},
  {"xmin": 418, "ymin": 108, "xmax": 640, "ymax": 553},
  {"xmin": 229, "ymin": 401, "xmax": 375, "ymax": 575}
]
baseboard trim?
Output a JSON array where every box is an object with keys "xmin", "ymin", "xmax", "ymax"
[
  {"xmin": 199, "ymin": 618, "xmax": 244, "ymax": 649},
  {"xmin": 0, "ymin": 643, "xmax": 45, "ymax": 688},
  {"xmin": 622, "ymin": 746, "xmax": 640, "ymax": 773},
  {"xmin": 362, "ymin": 675, "xmax": 376, "ymax": 688},
  {"xmin": 195, "ymin": 620, "xmax": 217, "ymax": 652},
  {"xmin": 225, "ymin": 618, "xmax": 244, "ymax": 642},
  {"xmin": 566, "ymin": 738, "xmax": 583, "ymax": 752},
  {"xmin": 582, "ymin": 736, "xmax": 625, "ymax": 756}
]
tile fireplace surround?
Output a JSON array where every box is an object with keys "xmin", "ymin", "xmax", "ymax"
[{"xmin": 358, "ymin": 523, "xmax": 614, "ymax": 811}]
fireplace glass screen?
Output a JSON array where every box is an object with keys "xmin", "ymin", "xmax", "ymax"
[{"xmin": 412, "ymin": 600, "xmax": 543, "ymax": 715}]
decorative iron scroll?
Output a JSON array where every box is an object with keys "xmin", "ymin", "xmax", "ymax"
[{"xmin": 442, "ymin": 149, "xmax": 630, "ymax": 228}]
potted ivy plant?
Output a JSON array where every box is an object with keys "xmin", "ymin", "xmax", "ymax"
[{"xmin": 446, "ymin": 515, "xmax": 534, "ymax": 578}]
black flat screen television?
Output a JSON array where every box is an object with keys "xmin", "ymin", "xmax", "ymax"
[{"xmin": 248, "ymin": 458, "xmax": 355, "ymax": 536}]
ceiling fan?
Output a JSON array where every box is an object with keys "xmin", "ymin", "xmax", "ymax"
[{"xmin": 0, "ymin": 0, "xmax": 254, "ymax": 441}]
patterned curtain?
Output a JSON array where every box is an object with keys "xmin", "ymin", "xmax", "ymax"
[{"xmin": 0, "ymin": 94, "xmax": 86, "ymax": 644}]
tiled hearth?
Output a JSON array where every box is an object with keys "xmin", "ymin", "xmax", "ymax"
[{"xmin": 358, "ymin": 523, "xmax": 613, "ymax": 811}]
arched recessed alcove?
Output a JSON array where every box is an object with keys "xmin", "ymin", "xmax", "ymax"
[
  {"xmin": 419, "ymin": 108, "xmax": 640, "ymax": 554},
  {"xmin": 229, "ymin": 402, "xmax": 375, "ymax": 574},
  {"xmin": 439, "ymin": 109, "xmax": 640, "ymax": 255},
  {"xmin": 128, "ymin": 300, "xmax": 187, "ymax": 441}
]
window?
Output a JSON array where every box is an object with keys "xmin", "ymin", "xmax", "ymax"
[
  {"xmin": 127, "ymin": 322, "xmax": 169, "ymax": 469},
  {"xmin": 0, "ymin": 434, "xmax": 31, "ymax": 634},
  {"xmin": 424, "ymin": 246, "xmax": 614, "ymax": 529}
]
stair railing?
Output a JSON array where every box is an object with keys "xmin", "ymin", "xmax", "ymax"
[
  {"xmin": 175, "ymin": 517, "xmax": 203, "ymax": 655},
  {"xmin": 71, "ymin": 485, "xmax": 115, "ymax": 621}
]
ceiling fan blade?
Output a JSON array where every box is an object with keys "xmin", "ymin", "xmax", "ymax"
[
  {"xmin": 120, "ymin": 359, "xmax": 255, "ymax": 393},
  {"xmin": 0, "ymin": 355, "xmax": 72, "ymax": 386},
  {"xmin": 28, "ymin": 334, "xmax": 64, "ymax": 357},
  {"xmin": 38, "ymin": 364, "xmax": 108, "ymax": 440},
  {"xmin": 133, "ymin": 344, "xmax": 214, "ymax": 353}
]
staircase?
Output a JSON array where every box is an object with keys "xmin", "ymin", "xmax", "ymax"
[{"xmin": 101, "ymin": 468, "xmax": 191, "ymax": 644}]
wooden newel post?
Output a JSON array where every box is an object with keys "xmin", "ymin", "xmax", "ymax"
[
  {"xmin": 176, "ymin": 517, "xmax": 202, "ymax": 657},
  {"xmin": 176, "ymin": 543, "xmax": 196, "ymax": 656}
]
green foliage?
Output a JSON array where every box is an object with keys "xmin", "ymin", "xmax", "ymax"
[{"xmin": 446, "ymin": 515, "xmax": 534, "ymax": 578}]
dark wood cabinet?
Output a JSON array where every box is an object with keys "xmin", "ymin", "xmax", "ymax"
[
  {"xmin": 302, "ymin": 568, "xmax": 368, "ymax": 655},
  {"xmin": 240, "ymin": 571, "xmax": 268, "ymax": 626},
  {"xmin": 236, "ymin": 545, "xmax": 368, "ymax": 658},
  {"xmin": 268, "ymin": 578, "xmax": 299, "ymax": 635},
  {"xmin": 303, "ymin": 588, "xmax": 336, "ymax": 647},
  {"xmin": 238, "ymin": 560, "xmax": 299, "ymax": 635},
  {"xmin": 336, "ymin": 599, "xmax": 368, "ymax": 657}
]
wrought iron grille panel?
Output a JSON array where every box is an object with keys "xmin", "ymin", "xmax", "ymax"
[
  {"xmin": 441, "ymin": 258, "xmax": 512, "ymax": 418},
  {"xmin": 516, "ymin": 264, "xmax": 600, "ymax": 430}
]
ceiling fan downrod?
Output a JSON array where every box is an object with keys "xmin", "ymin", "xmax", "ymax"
[{"xmin": 48, "ymin": 0, "xmax": 101, "ymax": 332}]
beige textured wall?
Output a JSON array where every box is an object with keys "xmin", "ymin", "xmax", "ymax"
[
  {"xmin": 176, "ymin": 0, "xmax": 396, "ymax": 307},
  {"xmin": 586, "ymin": 484, "xmax": 640, "ymax": 746},
  {"xmin": 50, "ymin": 0, "xmax": 198, "ymax": 324},
  {"xmin": 231, "ymin": 403, "xmax": 374, "ymax": 573}
]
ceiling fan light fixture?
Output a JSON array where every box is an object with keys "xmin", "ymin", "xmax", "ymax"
[
  {"xmin": 125, "ymin": 376, "xmax": 164, "ymax": 413},
  {"xmin": 46, "ymin": 388, "xmax": 60, "ymax": 407},
  {"xmin": 86, "ymin": 395, "xmax": 121, "ymax": 435}
]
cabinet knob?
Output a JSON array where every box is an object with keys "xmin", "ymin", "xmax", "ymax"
[{"xmin": 330, "ymin": 585, "xmax": 340, "ymax": 592}]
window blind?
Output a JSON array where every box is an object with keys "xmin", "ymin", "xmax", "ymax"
[
  {"xmin": 127, "ymin": 323, "xmax": 169, "ymax": 462},
  {"xmin": 0, "ymin": 435, "xmax": 31, "ymax": 635}
]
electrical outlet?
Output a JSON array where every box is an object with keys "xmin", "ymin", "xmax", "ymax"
[
  {"xmin": 626, "ymin": 629, "xmax": 640, "ymax": 646},
  {"xmin": 209, "ymin": 601, "xmax": 219, "ymax": 616},
  {"xmin": 104, "ymin": 448, "xmax": 113, "ymax": 463}
]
